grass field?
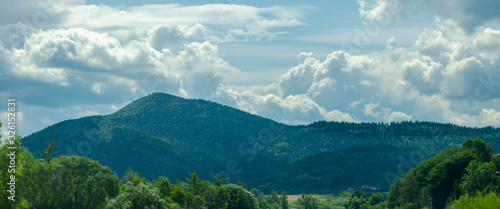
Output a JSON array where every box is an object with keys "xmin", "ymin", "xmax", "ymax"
[{"xmin": 286, "ymin": 194, "xmax": 336, "ymax": 202}]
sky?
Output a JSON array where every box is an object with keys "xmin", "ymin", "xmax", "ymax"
[{"xmin": 1, "ymin": 0, "xmax": 500, "ymax": 137}]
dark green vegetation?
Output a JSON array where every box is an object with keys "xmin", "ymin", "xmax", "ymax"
[
  {"xmin": 387, "ymin": 138, "xmax": 500, "ymax": 209},
  {"xmin": 250, "ymin": 145, "xmax": 419, "ymax": 194},
  {"xmin": 22, "ymin": 92, "xmax": 500, "ymax": 194},
  {"xmin": 3, "ymin": 107, "xmax": 500, "ymax": 208},
  {"xmin": 0, "ymin": 129, "xmax": 386, "ymax": 209},
  {"xmin": 0, "ymin": 135, "xmax": 259, "ymax": 208}
]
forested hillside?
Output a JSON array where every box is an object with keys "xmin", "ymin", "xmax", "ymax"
[
  {"xmin": 386, "ymin": 138, "xmax": 500, "ymax": 209},
  {"xmin": 249, "ymin": 145, "xmax": 424, "ymax": 194},
  {"xmin": 21, "ymin": 93, "xmax": 500, "ymax": 194},
  {"xmin": 5, "ymin": 133, "xmax": 500, "ymax": 208}
]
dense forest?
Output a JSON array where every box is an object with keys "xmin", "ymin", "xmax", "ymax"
[
  {"xmin": 21, "ymin": 93, "xmax": 500, "ymax": 194},
  {"xmin": 3, "ymin": 125, "xmax": 500, "ymax": 208},
  {"xmin": 248, "ymin": 145, "xmax": 424, "ymax": 194}
]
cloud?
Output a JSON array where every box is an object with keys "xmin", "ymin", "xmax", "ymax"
[
  {"xmin": 2, "ymin": 1, "xmax": 500, "ymax": 138},
  {"xmin": 0, "ymin": 24, "xmax": 238, "ymax": 108},
  {"xmin": 214, "ymin": 86, "xmax": 358, "ymax": 124},
  {"xmin": 218, "ymin": 17, "xmax": 500, "ymax": 127},
  {"xmin": 147, "ymin": 24, "xmax": 206, "ymax": 52},
  {"xmin": 53, "ymin": 3, "xmax": 307, "ymax": 42},
  {"xmin": 358, "ymin": 0, "xmax": 500, "ymax": 32}
]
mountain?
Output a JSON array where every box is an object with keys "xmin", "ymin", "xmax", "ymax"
[
  {"xmin": 22, "ymin": 92, "xmax": 500, "ymax": 193},
  {"xmin": 248, "ymin": 145, "xmax": 423, "ymax": 194},
  {"xmin": 22, "ymin": 93, "xmax": 286, "ymax": 181}
]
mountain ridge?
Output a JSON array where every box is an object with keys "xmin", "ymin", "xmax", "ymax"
[{"xmin": 22, "ymin": 92, "xmax": 500, "ymax": 193}]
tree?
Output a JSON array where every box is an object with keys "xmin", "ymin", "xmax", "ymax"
[
  {"xmin": 206, "ymin": 186, "xmax": 230, "ymax": 209},
  {"xmin": 462, "ymin": 138, "xmax": 493, "ymax": 162},
  {"xmin": 398, "ymin": 173, "xmax": 419, "ymax": 205},
  {"xmin": 448, "ymin": 192, "xmax": 500, "ymax": 209},
  {"xmin": 460, "ymin": 160, "xmax": 500, "ymax": 195},
  {"xmin": 106, "ymin": 182, "xmax": 167, "ymax": 209},
  {"xmin": 270, "ymin": 190, "xmax": 279, "ymax": 204},
  {"xmin": 368, "ymin": 193, "xmax": 384, "ymax": 205},
  {"xmin": 225, "ymin": 184, "xmax": 257, "ymax": 209},
  {"xmin": 281, "ymin": 191, "xmax": 289, "ymax": 209},
  {"xmin": 213, "ymin": 174, "xmax": 229, "ymax": 186},
  {"xmin": 39, "ymin": 133, "xmax": 58, "ymax": 163},
  {"xmin": 191, "ymin": 195, "xmax": 206, "ymax": 209},
  {"xmin": 170, "ymin": 185, "xmax": 186, "ymax": 207},
  {"xmin": 256, "ymin": 193, "xmax": 271, "ymax": 209},
  {"xmin": 19, "ymin": 157, "xmax": 54, "ymax": 208},
  {"xmin": 123, "ymin": 167, "xmax": 145, "ymax": 185},
  {"xmin": 297, "ymin": 194, "xmax": 319, "ymax": 209},
  {"xmin": 387, "ymin": 179, "xmax": 402, "ymax": 208},
  {"xmin": 0, "ymin": 125, "xmax": 26, "ymax": 209},
  {"xmin": 348, "ymin": 196, "xmax": 365, "ymax": 209},
  {"xmin": 50, "ymin": 156, "xmax": 120, "ymax": 209},
  {"xmin": 186, "ymin": 171, "xmax": 210, "ymax": 196},
  {"xmin": 154, "ymin": 176, "xmax": 173, "ymax": 198},
  {"xmin": 351, "ymin": 189, "xmax": 367, "ymax": 200}
]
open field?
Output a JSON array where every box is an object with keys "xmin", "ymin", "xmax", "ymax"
[{"xmin": 285, "ymin": 194, "xmax": 336, "ymax": 202}]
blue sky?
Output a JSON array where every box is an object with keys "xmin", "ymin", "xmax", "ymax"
[{"xmin": 1, "ymin": 0, "xmax": 500, "ymax": 137}]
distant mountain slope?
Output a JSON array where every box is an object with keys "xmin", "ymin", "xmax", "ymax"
[
  {"xmin": 23, "ymin": 93, "xmax": 284, "ymax": 181},
  {"xmin": 248, "ymin": 145, "xmax": 426, "ymax": 194},
  {"xmin": 264, "ymin": 121, "xmax": 500, "ymax": 163},
  {"xmin": 22, "ymin": 92, "xmax": 500, "ymax": 193}
]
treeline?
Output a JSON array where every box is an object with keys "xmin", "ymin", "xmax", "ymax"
[
  {"xmin": 386, "ymin": 137, "xmax": 500, "ymax": 209},
  {"xmin": 0, "ymin": 135, "xmax": 384, "ymax": 209},
  {"xmin": 267, "ymin": 120, "xmax": 500, "ymax": 163},
  {"xmin": 0, "ymin": 140, "xmax": 257, "ymax": 208},
  {"xmin": 249, "ymin": 145, "xmax": 424, "ymax": 194},
  {"xmin": 3, "ymin": 116, "xmax": 500, "ymax": 209},
  {"xmin": 22, "ymin": 92, "xmax": 500, "ymax": 186}
]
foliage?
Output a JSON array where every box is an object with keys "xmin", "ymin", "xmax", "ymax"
[
  {"xmin": 3, "ymin": 136, "xmax": 262, "ymax": 209},
  {"xmin": 386, "ymin": 138, "xmax": 498, "ymax": 209},
  {"xmin": 21, "ymin": 93, "xmax": 500, "ymax": 195},
  {"xmin": 106, "ymin": 182, "xmax": 167, "ymax": 209},
  {"xmin": 281, "ymin": 191, "xmax": 289, "ymax": 209},
  {"xmin": 154, "ymin": 176, "xmax": 173, "ymax": 198},
  {"xmin": 296, "ymin": 194, "xmax": 320, "ymax": 209},
  {"xmin": 0, "ymin": 126, "xmax": 28, "ymax": 209},
  {"xmin": 24, "ymin": 155, "xmax": 120, "ymax": 209},
  {"xmin": 460, "ymin": 160, "xmax": 500, "ymax": 195},
  {"xmin": 251, "ymin": 145, "xmax": 423, "ymax": 194},
  {"xmin": 448, "ymin": 192, "xmax": 500, "ymax": 209}
]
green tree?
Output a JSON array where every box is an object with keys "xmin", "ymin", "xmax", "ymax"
[
  {"xmin": 123, "ymin": 167, "xmax": 140, "ymax": 184},
  {"xmin": 106, "ymin": 182, "xmax": 167, "ymax": 209},
  {"xmin": 19, "ymin": 157, "xmax": 54, "ymax": 208},
  {"xmin": 39, "ymin": 133, "xmax": 57, "ymax": 163},
  {"xmin": 225, "ymin": 184, "xmax": 257, "ymax": 209},
  {"xmin": 50, "ymin": 156, "xmax": 121, "ymax": 209},
  {"xmin": 206, "ymin": 186, "xmax": 230, "ymax": 209},
  {"xmin": 281, "ymin": 191, "xmax": 289, "ymax": 209},
  {"xmin": 0, "ymin": 128, "xmax": 27, "ymax": 209},
  {"xmin": 154, "ymin": 176, "xmax": 173, "ymax": 198},
  {"xmin": 462, "ymin": 138, "xmax": 493, "ymax": 162},
  {"xmin": 256, "ymin": 193, "xmax": 271, "ymax": 209},
  {"xmin": 270, "ymin": 190, "xmax": 279, "ymax": 204},
  {"xmin": 448, "ymin": 192, "xmax": 500, "ymax": 209},
  {"xmin": 398, "ymin": 173, "xmax": 419, "ymax": 205},
  {"xmin": 191, "ymin": 195, "xmax": 206, "ymax": 209},
  {"xmin": 460, "ymin": 160, "xmax": 500, "ymax": 195},
  {"xmin": 368, "ymin": 193, "xmax": 384, "ymax": 205},
  {"xmin": 297, "ymin": 194, "xmax": 319, "ymax": 209},
  {"xmin": 170, "ymin": 185, "xmax": 187, "ymax": 207},
  {"xmin": 348, "ymin": 196, "xmax": 365, "ymax": 209},
  {"xmin": 186, "ymin": 170, "xmax": 210, "ymax": 196},
  {"xmin": 387, "ymin": 179, "xmax": 402, "ymax": 208},
  {"xmin": 213, "ymin": 174, "xmax": 229, "ymax": 186}
]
